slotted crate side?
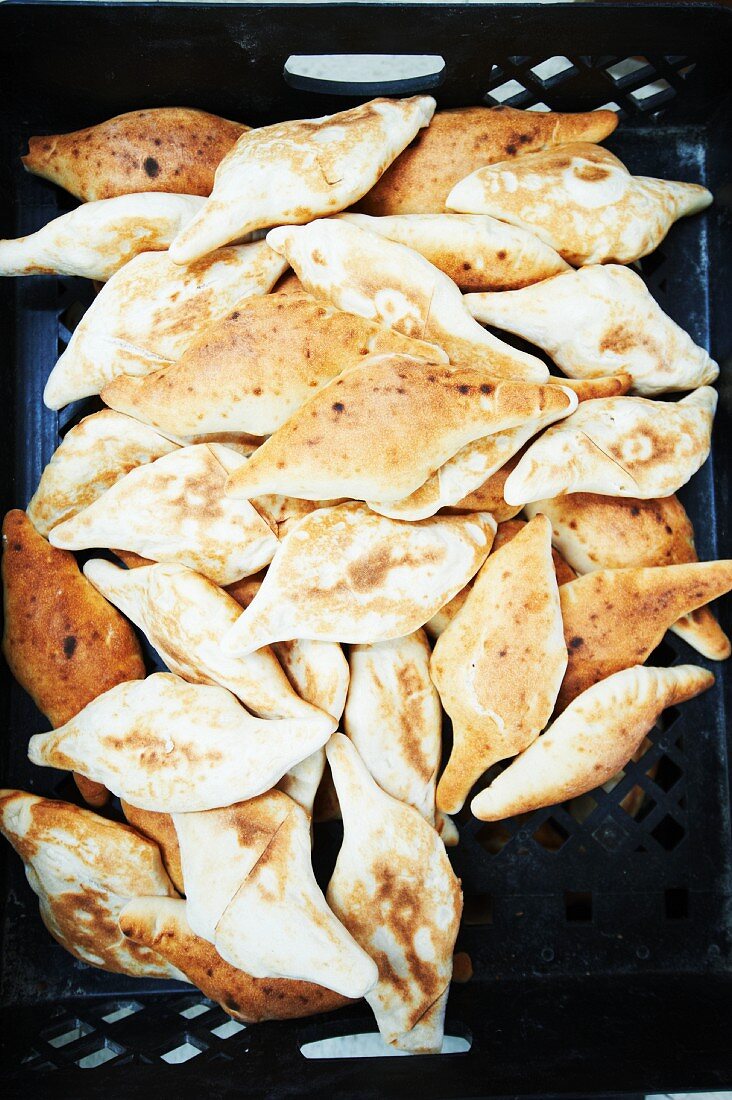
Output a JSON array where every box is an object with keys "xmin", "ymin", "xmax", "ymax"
[{"xmin": 1, "ymin": 3, "xmax": 732, "ymax": 1096}]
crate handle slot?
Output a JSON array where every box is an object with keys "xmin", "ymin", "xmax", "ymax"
[{"xmin": 283, "ymin": 54, "xmax": 445, "ymax": 96}]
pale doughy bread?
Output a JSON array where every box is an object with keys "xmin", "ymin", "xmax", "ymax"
[
  {"xmin": 0, "ymin": 193, "xmax": 204, "ymax": 280},
  {"xmin": 471, "ymin": 665, "xmax": 714, "ymax": 820},
  {"xmin": 49, "ymin": 444, "xmax": 279, "ymax": 586},
  {"xmin": 28, "ymin": 672, "xmax": 336, "ymax": 813},
  {"xmin": 447, "ymin": 143, "xmax": 712, "ymax": 265},
  {"xmin": 222, "ymin": 503, "xmax": 496, "ymax": 654},
  {"xmin": 174, "ymin": 791, "xmax": 378, "ymax": 998},
  {"xmin": 0, "ymin": 789, "xmax": 183, "ymax": 979},
  {"xmin": 266, "ymin": 218, "xmax": 549, "ymax": 381},
  {"xmin": 504, "ymin": 388, "xmax": 717, "ymax": 504},
  {"xmin": 326, "ymin": 735, "xmax": 462, "ymax": 1052},
  {"xmin": 432, "ymin": 515, "xmax": 567, "ymax": 813},
  {"xmin": 343, "ymin": 630, "xmax": 442, "ymax": 824},
  {"xmin": 28, "ymin": 411, "xmax": 178, "ymax": 536},
  {"xmin": 170, "ymin": 96, "xmax": 436, "ymax": 263},
  {"xmin": 119, "ymin": 896, "xmax": 352, "ymax": 1021},
  {"xmin": 83, "ymin": 558, "xmax": 329, "ymax": 722},
  {"xmin": 466, "ymin": 265, "xmax": 718, "ymax": 396},
  {"xmin": 338, "ymin": 212, "xmax": 569, "ymax": 290},
  {"xmin": 43, "ymin": 241, "xmax": 287, "ymax": 408}
]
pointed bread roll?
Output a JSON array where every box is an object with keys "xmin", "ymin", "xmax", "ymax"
[
  {"xmin": 0, "ymin": 193, "xmax": 205, "ymax": 280},
  {"xmin": 43, "ymin": 241, "xmax": 287, "ymax": 408},
  {"xmin": 471, "ymin": 665, "xmax": 714, "ymax": 820},
  {"xmin": 223, "ymin": 503, "xmax": 495, "ymax": 655},
  {"xmin": 170, "ymin": 96, "xmax": 435, "ymax": 263},
  {"xmin": 28, "ymin": 672, "xmax": 336, "ymax": 813},
  {"xmin": 119, "ymin": 897, "xmax": 352, "ymax": 1021},
  {"xmin": 176, "ymin": 792, "xmax": 378, "ymax": 998},
  {"xmin": 366, "ymin": 384, "xmax": 575, "ymax": 519},
  {"xmin": 448, "ymin": 143, "xmax": 712, "ymax": 265},
  {"xmin": 557, "ymin": 561, "xmax": 732, "ymax": 709},
  {"xmin": 0, "ymin": 790, "xmax": 183, "ymax": 978},
  {"xmin": 226, "ymin": 356, "xmax": 575, "ymax": 503},
  {"xmin": 425, "ymin": 518, "xmax": 575, "ymax": 640},
  {"xmin": 466, "ymin": 265, "xmax": 717, "ymax": 395},
  {"xmin": 432, "ymin": 515, "xmax": 567, "ymax": 813},
  {"xmin": 22, "ymin": 108, "xmax": 247, "ymax": 200},
  {"xmin": 83, "ymin": 558, "xmax": 327, "ymax": 722},
  {"xmin": 28, "ymin": 411, "xmax": 178, "ymax": 536},
  {"xmin": 225, "ymin": 570, "xmax": 349, "ymax": 813},
  {"xmin": 504, "ymin": 388, "xmax": 717, "ymax": 504},
  {"xmin": 49, "ymin": 444, "xmax": 278, "ymax": 585},
  {"xmin": 101, "ymin": 293, "xmax": 446, "ymax": 439},
  {"xmin": 525, "ymin": 493, "xmax": 730, "ymax": 659},
  {"xmin": 2, "ymin": 510, "xmax": 144, "ymax": 728},
  {"xmin": 267, "ymin": 219, "xmax": 549, "ymax": 381},
  {"xmin": 356, "ymin": 105, "xmax": 618, "ymax": 216},
  {"xmin": 326, "ymin": 735, "xmax": 462, "ymax": 1052},
  {"xmin": 343, "ymin": 630, "xmax": 442, "ymax": 824},
  {"xmin": 121, "ymin": 801, "xmax": 184, "ymax": 894},
  {"xmin": 552, "ymin": 373, "xmax": 632, "ymax": 400},
  {"xmin": 338, "ymin": 212, "xmax": 569, "ymax": 290},
  {"xmin": 443, "ymin": 449, "xmax": 525, "ymax": 520}
]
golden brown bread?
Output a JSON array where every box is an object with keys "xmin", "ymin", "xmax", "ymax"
[
  {"xmin": 432, "ymin": 515, "xmax": 567, "ymax": 813},
  {"xmin": 525, "ymin": 494, "xmax": 731, "ymax": 659},
  {"xmin": 119, "ymin": 896, "xmax": 352, "ymax": 1022},
  {"xmin": 356, "ymin": 106, "xmax": 619, "ymax": 215},
  {"xmin": 121, "ymin": 801, "xmax": 184, "ymax": 895},
  {"xmin": 443, "ymin": 447, "xmax": 524, "ymax": 519},
  {"xmin": 2, "ymin": 510, "xmax": 145, "ymax": 807},
  {"xmin": 557, "ymin": 561, "xmax": 732, "ymax": 710},
  {"xmin": 490, "ymin": 518, "xmax": 577, "ymax": 586},
  {"xmin": 551, "ymin": 374, "xmax": 633, "ymax": 401},
  {"xmin": 22, "ymin": 108, "xmax": 247, "ymax": 200}
]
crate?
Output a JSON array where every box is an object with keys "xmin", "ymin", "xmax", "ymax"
[{"xmin": 1, "ymin": 2, "xmax": 731, "ymax": 1096}]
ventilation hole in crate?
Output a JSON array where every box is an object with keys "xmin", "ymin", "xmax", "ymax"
[
  {"xmin": 59, "ymin": 299, "xmax": 86, "ymax": 336},
  {"xmin": 605, "ymin": 56, "xmax": 655, "ymax": 85},
  {"xmin": 565, "ymin": 890, "xmax": 593, "ymax": 922},
  {"xmin": 596, "ymin": 100, "xmax": 622, "ymax": 113},
  {"xmin": 475, "ymin": 820, "xmax": 511, "ymax": 855},
  {"xmin": 652, "ymin": 754, "xmax": 682, "ymax": 792},
  {"xmin": 530, "ymin": 56, "xmax": 577, "ymax": 84},
  {"xmin": 100, "ymin": 1001, "xmax": 143, "ymax": 1024},
  {"xmin": 657, "ymin": 704, "xmax": 681, "ymax": 733},
  {"xmin": 179, "ymin": 1000, "xmax": 213, "ymax": 1020},
  {"xmin": 301, "ymin": 1031, "xmax": 471, "ymax": 1058},
  {"xmin": 532, "ymin": 815, "xmax": 569, "ymax": 852},
  {"xmin": 76, "ymin": 1040, "xmax": 124, "ymax": 1069},
  {"xmin": 160, "ymin": 1039, "xmax": 206, "ymax": 1065},
  {"xmin": 651, "ymin": 814, "xmax": 685, "ymax": 850},
  {"xmin": 489, "ymin": 78, "xmax": 532, "ymax": 106},
  {"xmin": 664, "ymin": 886, "xmax": 689, "ymax": 920},
  {"xmin": 527, "ymin": 102, "xmax": 551, "ymax": 112},
  {"xmin": 210, "ymin": 1019, "xmax": 246, "ymax": 1040},
  {"xmin": 630, "ymin": 78, "xmax": 675, "ymax": 111},
  {"xmin": 567, "ymin": 793, "xmax": 598, "ymax": 826},
  {"xmin": 647, "ymin": 638, "xmax": 678, "ymax": 667},
  {"xmin": 638, "ymin": 248, "xmax": 667, "ymax": 281},
  {"xmin": 593, "ymin": 816, "xmax": 629, "ymax": 853},
  {"xmin": 621, "ymin": 787, "xmax": 655, "ymax": 822},
  {"xmin": 677, "ymin": 793, "xmax": 687, "ymax": 810},
  {"xmin": 463, "ymin": 892, "xmax": 493, "ymax": 925},
  {"xmin": 44, "ymin": 1019, "xmax": 94, "ymax": 1048}
]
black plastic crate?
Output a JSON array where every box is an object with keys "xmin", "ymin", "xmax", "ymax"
[{"xmin": 1, "ymin": 2, "xmax": 731, "ymax": 1096}]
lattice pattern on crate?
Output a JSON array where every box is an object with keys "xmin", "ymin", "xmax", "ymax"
[
  {"xmin": 16, "ymin": 994, "xmax": 249, "ymax": 1072},
  {"xmin": 484, "ymin": 55, "xmax": 696, "ymax": 118}
]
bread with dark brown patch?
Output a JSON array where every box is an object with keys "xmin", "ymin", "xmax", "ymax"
[{"xmin": 22, "ymin": 108, "xmax": 247, "ymax": 200}]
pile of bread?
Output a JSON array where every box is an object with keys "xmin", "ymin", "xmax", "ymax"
[{"xmin": 1, "ymin": 96, "xmax": 729, "ymax": 1054}]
